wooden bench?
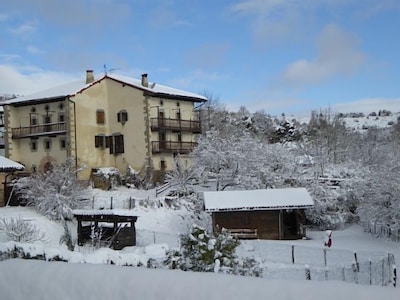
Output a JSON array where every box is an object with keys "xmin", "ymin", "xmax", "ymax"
[{"xmin": 228, "ymin": 229, "xmax": 258, "ymax": 239}]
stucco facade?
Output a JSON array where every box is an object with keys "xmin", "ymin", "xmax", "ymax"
[{"xmin": 2, "ymin": 72, "xmax": 206, "ymax": 184}]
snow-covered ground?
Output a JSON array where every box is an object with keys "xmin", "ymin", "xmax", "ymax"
[{"xmin": 0, "ymin": 186, "xmax": 399, "ymax": 299}]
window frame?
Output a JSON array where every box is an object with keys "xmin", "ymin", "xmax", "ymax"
[
  {"xmin": 96, "ymin": 109, "xmax": 105, "ymax": 125},
  {"xmin": 30, "ymin": 139, "xmax": 38, "ymax": 152},
  {"xmin": 117, "ymin": 110, "xmax": 128, "ymax": 124},
  {"xmin": 43, "ymin": 139, "xmax": 52, "ymax": 151}
]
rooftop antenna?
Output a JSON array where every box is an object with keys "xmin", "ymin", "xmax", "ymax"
[{"xmin": 103, "ymin": 64, "xmax": 119, "ymax": 75}]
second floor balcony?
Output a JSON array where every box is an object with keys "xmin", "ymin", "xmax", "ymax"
[
  {"xmin": 12, "ymin": 122, "xmax": 67, "ymax": 139},
  {"xmin": 151, "ymin": 141, "xmax": 197, "ymax": 154},
  {"xmin": 151, "ymin": 118, "xmax": 201, "ymax": 133}
]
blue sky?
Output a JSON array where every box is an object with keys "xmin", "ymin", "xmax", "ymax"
[{"xmin": 0, "ymin": 0, "xmax": 399, "ymax": 116}]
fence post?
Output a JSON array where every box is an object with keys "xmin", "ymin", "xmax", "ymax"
[
  {"xmin": 353, "ymin": 252, "xmax": 359, "ymax": 272},
  {"xmin": 92, "ymin": 196, "xmax": 95, "ymax": 209},
  {"xmin": 393, "ymin": 265, "xmax": 397, "ymax": 287},
  {"xmin": 110, "ymin": 197, "xmax": 113, "ymax": 209},
  {"xmin": 382, "ymin": 258, "xmax": 385, "ymax": 286},
  {"xmin": 341, "ymin": 267, "xmax": 345, "ymax": 282},
  {"xmin": 305, "ymin": 265, "xmax": 311, "ymax": 280},
  {"xmin": 369, "ymin": 260, "xmax": 372, "ymax": 285},
  {"xmin": 352, "ymin": 262, "xmax": 359, "ymax": 284},
  {"xmin": 292, "ymin": 245, "xmax": 295, "ymax": 264},
  {"xmin": 323, "ymin": 248, "xmax": 327, "ymax": 267}
]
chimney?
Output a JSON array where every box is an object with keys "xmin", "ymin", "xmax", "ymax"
[
  {"xmin": 86, "ymin": 70, "xmax": 94, "ymax": 84},
  {"xmin": 141, "ymin": 73, "xmax": 148, "ymax": 87}
]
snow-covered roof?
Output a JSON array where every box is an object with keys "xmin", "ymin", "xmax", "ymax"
[
  {"xmin": 2, "ymin": 79, "xmax": 92, "ymax": 105},
  {"xmin": 203, "ymin": 188, "xmax": 314, "ymax": 212},
  {"xmin": 107, "ymin": 74, "xmax": 207, "ymax": 101},
  {"xmin": 0, "ymin": 156, "xmax": 24, "ymax": 172},
  {"xmin": 2, "ymin": 73, "xmax": 206, "ymax": 105},
  {"xmin": 72, "ymin": 209, "xmax": 139, "ymax": 217}
]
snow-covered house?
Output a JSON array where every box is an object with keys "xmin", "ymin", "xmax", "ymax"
[
  {"xmin": 0, "ymin": 156, "xmax": 24, "ymax": 206},
  {"xmin": 203, "ymin": 188, "xmax": 314, "ymax": 240},
  {"xmin": 1, "ymin": 71, "xmax": 206, "ymax": 184}
]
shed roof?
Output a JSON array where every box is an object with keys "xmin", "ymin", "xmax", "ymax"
[
  {"xmin": 0, "ymin": 156, "xmax": 25, "ymax": 172},
  {"xmin": 203, "ymin": 188, "xmax": 314, "ymax": 212},
  {"xmin": 2, "ymin": 73, "xmax": 207, "ymax": 105}
]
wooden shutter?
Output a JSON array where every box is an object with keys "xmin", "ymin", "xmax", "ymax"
[
  {"xmin": 114, "ymin": 134, "xmax": 124, "ymax": 154},
  {"xmin": 108, "ymin": 136, "xmax": 114, "ymax": 154},
  {"xmin": 96, "ymin": 110, "xmax": 105, "ymax": 124}
]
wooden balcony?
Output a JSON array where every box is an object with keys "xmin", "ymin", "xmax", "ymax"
[
  {"xmin": 150, "ymin": 118, "xmax": 201, "ymax": 133},
  {"xmin": 151, "ymin": 141, "xmax": 197, "ymax": 154},
  {"xmin": 12, "ymin": 122, "xmax": 66, "ymax": 139}
]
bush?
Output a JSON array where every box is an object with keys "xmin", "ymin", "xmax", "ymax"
[
  {"xmin": 0, "ymin": 217, "xmax": 46, "ymax": 243},
  {"xmin": 167, "ymin": 224, "xmax": 240, "ymax": 272}
]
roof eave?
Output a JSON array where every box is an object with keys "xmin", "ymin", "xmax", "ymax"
[
  {"xmin": 3, "ymin": 96, "xmax": 69, "ymax": 107},
  {"xmin": 205, "ymin": 204, "xmax": 314, "ymax": 212},
  {"xmin": 144, "ymin": 91, "xmax": 207, "ymax": 103}
]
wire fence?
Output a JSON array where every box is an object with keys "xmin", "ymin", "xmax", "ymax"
[
  {"xmin": 237, "ymin": 240, "xmax": 396, "ymax": 287},
  {"xmin": 363, "ymin": 221, "xmax": 400, "ymax": 243}
]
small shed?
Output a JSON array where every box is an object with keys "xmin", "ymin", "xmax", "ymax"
[
  {"xmin": 0, "ymin": 156, "xmax": 25, "ymax": 206},
  {"xmin": 73, "ymin": 210, "xmax": 138, "ymax": 250},
  {"xmin": 203, "ymin": 188, "xmax": 314, "ymax": 240}
]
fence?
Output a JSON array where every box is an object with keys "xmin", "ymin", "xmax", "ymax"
[
  {"xmin": 239, "ymin": 240, "xmax": 397, "ymax": 287},
  {"xmin": 363, "ymin": 221, "xmax": 400, "ymax": 243}
]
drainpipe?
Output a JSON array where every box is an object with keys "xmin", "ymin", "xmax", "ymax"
[{"xmin": 67, "ymin": 97, "xmax": 78, "ymax": 169}]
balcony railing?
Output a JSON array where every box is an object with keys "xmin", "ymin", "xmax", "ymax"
[
  {"xmin": 12, "ymin": 122, "xmax": 66, "ymax": 139},
  {"xmin": 152, "ymin": 141, "xmax": 197, "ymax": 154},
  {"xmin": 150, "ymin": 118, "xmax": 201, "ymax": 133}
]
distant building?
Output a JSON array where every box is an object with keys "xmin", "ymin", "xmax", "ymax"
[{"xmin": 1, "ymin": 71, "xmax": 206, "ymax": 184}]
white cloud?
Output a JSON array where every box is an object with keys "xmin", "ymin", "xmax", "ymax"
[
  {"xmin": 8, "ymin": 22, "xmax": 37, "ymax": 35},
  {"xmin": 0, "ymin": 14, "xmax": 9, "ymax": 22},
  {"xmin": 0, "ymin": 64, "xmax": 81, "ymax": 95},
  {"xmin": 330, "ymin": 98, "xmax": 400, "ymax": 114},
  {"xmin": 27, "ymin": 46, "xmax": 44, "ymax": 55},
  {"xmin": 229, "ymin": 0, "xmax": 287, "ymax": 16},
  {"xmin": 280, "ymin": 24, "xmax": 365, "ymax": 86}
]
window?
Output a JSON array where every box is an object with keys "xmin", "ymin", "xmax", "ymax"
[
  {"xmin": 45, "ymin": 104, "xmax": 50, "ymax": 111},
  {"xmin": 177, "ymin": 132, "xmax": 182, "ymax": 142},
  {"xmin": 176, "ymin": 102, "xmax": 180, "ymax": 107},
  {"xmin": 96, "ymin": 109, "xmax": 105, "ymax": 124},
  {"xmin": 176, "ymin": 110, "xmax": 181, "ymax": 120},
  {"xmin": 30, "ymin": 140, "xmax": 37, "ymax": 151},
  {"xmin": 58, "ymin": 103, "xmax": 64, "ymax": 110},
  {"xmin": 30, "ymin": 114, "xmax": 38, "ymax": 126},
  {"xmin": 43, "ymin": 115, "xmax": 52, "ymax": 124},
  {"xmin": 44, "ymin": 139, "xmax": 52, "ymax": 151},
  {"xmin": 160, "ymin": 99, "xmax": 164, "ymax": 106},
  {"xmin": 117, "ymin": 110, "xmax": 128, "ymax": 124},
  {"xmin": 160, "ymin": 160, "xmax": 166, "ymax": 170},
  {"xmin": 60, "ymin": 138, "xmax": 67, "ymax": 149},
  {"xmin": 31, "ymin": 107, "xmax": 36, "ymax": 113},
  {"xmin": 58, "ymin": 112, "xmax": 65, "ymax": 122},
  {"xmin": 94, "ymin": 134, "xmax": 106, "ymax": 148},
  {"xmin": 109, "ymin": 134, "xmax": 124, "ymax": 155}
]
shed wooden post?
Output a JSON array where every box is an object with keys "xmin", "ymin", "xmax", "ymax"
[
  {"xmin": 279, "ymin": 210, "xmax": 283, "ymax": 240},
  {"xmin": 77, "ymin": 218, "xmax": 82, "ymax": 246}
]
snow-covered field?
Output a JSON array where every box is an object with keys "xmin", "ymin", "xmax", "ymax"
[{"xmin": 0, "ymin": 186, "xmax": 399, "ymax": 299}]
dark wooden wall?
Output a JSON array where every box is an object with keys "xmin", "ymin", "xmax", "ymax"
[{"xmin": 212, "ymin": 209, "xmax": 304, "ymax": 240}]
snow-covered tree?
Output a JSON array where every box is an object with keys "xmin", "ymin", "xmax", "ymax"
[
  {"xmin": 13, "ymin": 158, "xmax": 87, "ymax": 221},
  {"xmin": 165, "ymin": 154, "xmax": 196, "ymax": 195}
]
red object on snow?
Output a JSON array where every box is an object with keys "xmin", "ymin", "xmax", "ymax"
[
  {"xmin": 324, "ymin": 230, "xmax": 333, "ymax": 247},
  {"xmin": 325, "ymin": 237, "xmax": 332, "ymax": 247}
]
